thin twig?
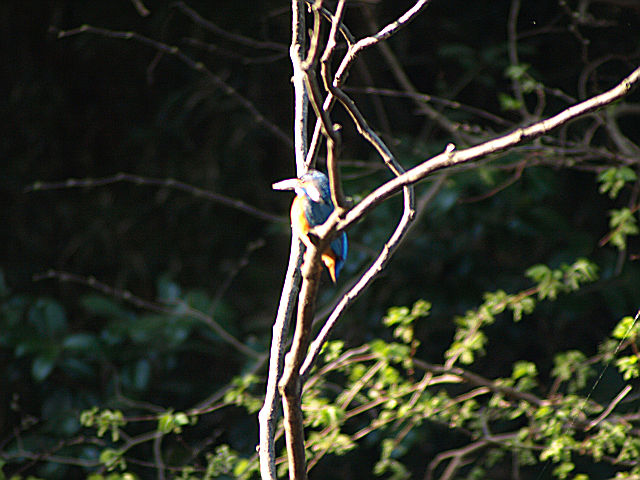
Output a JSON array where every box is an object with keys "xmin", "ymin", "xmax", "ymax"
[
  {"xmin": 586, "ymin": 384, "xmax": 633, "ymax": 430},
  {"xmin": 51, "ymin": 24, "xmax": 293, "ymax": 148},
  {"xmin": 345, "ymin": 85, "xmax": 512, "ymax": 127},
  {"xmin": 507, "ymin": 0, "xmax": 532, "ymax": 120},
  {"xmin": 426, "ymin": 433, "xmax": 518, "ymax": 480},
  {"xmin": 306, "ymin": 0, "xmax": 435, "ymax": 166},
  {"xmin": 301, "ymin": 176, "xmax": 447, "ymax": 380},
  {"xmin": 319, "ymin": 0, "xmax": 348, "ymax": 209},
  {"xmin": 300, "ymin": 21, "xmax": 420, "ymax": 380},
  {"xmin": 360, "ymin": 5, "xmax": 476, "ymax": 146},
  {"xmin": 303, "ymin": 0, "xmax": 355, "ymax": 45},
  {"xmin": 332, "ymin": 66, "xmax": 640, "ymax": 235},
  {"xmin": 457, "ymin": 160, "xmax": 526, "ymax": 203},
  {"xmin": 25, "ymin": 172, "xmax": 284, "ymax": 223},
  {"xmin": 131, "ymin": 0, "xmax": 150, "ymax": 17},
  {"xmin": 181, "ymin": 37, "xmax": 287, "ymax": 65},
  {"xmin": 174, "ymin": 1, "xmax": 287, "ymax": 52},
  {"xmin": 32, "ymin": 270, "xmax": 262, "ymax": 359},
  {"xmin": 413, "ymin": 359, "xmax": 545, "ymax": 407}
]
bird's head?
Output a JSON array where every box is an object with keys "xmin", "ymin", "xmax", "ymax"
[{"xmin": 272, "ymin": 170, "xmax": 331, "ymax": 204}]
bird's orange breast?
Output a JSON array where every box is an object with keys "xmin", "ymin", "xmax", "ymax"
[
  {"xmin": 291, "ymin": 195, "xmax": 341, "ymax": 282},
  {"xmin": 291, "ymin": 196, "xmax": 313, "ymax": 248}
]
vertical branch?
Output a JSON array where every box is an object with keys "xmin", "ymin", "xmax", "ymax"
[
  {"xmin": 321, "ymin": 0, "xmax": 348, "ymax": 211},
  {"xmin": 258, "ymin": 1, "xmax": 307, "ymax": 479},
  {"xmin": 278, "ymin": 246, "xmax": 323, "ymax": 480},
  {"xmin": 258, "ymin": 238, "xmax": 303, "ymax": 480},
  {"xmin": 507, "ymin": 0, "xmax": 532, "ymax": 120},
  {"xmin": 275, "ymin": 2, "xmax": 351, "ymax": 478},
  {"xmin": 292, "ymin": 0, "xmax": 309, "ymax": 175},
  {"xmin": 277, "ymin": 3, "xmax": 341, "ymax": 478}
]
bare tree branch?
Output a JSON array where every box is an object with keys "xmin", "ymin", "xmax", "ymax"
[
  {"xmin": 360, "ymin": 5, "xmax": 477, "ymax": 145},
  {"xmin": 306, "ymin": 0, "xmax": 435, "ymax": 166},
  {"xmin": 507, "ymin": 0, "xmax": 532, "ymax": 120},
  {"xmin": 301, "ymin": 66, "xmax": 640, "ymax": 380},
  {"xmin": 258, "ymin": 238, "xmax": 304, "ymax": 480},
  {"xmin": 586, "ymin": 384, "xmax": 633, "ymax": 430},
  {"xmin": 51, "ymin": 24, "xmax": 293, "ymax": 148},
  {"xmin": 130, "ymin": 0, "xmax": 150, "ymax": 17},
  {"xmin": 258, "ymin": 2, "xmax": 308, "ymax": 478},
  {"xmin": 344, "ymin": 86, "xmax": 512, "ymax": 128},
  {"xmin": 300, "ymin": 176, "xmax": 444, "ymax": 380},
  {"xmin": 174, "ymin": 1, "xmax": 287, "ymax": 52},
  {"xmin": 426, "ymin": 433, "xmax": 519, "ymax": 480},
  {"xmin": 333, "ymin": 65, "xmax": 640, "ymax": 235},
  {"xmin": 32, "ymin": 270, "xmax": 262, "ymax": 359},
  {"xmin": 25, "ymin": 172, "xmax": 284, "ymax": 223},
  {"xmin": 278, "ymin": 244, "xmax": 324, "ymax": 480}
]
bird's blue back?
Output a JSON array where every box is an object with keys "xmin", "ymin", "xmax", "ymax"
[
  {"xmin": 299, "ymin": 171, "xmax": 334, "ymax": 226},
  {"xmin": 298, "ymin": 171, "xmax": 348, "ymax": 278}
]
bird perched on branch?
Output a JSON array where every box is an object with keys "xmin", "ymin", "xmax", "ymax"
[{"xmin": 273, "ymin": 170, "xmax": 348, "ymax": 282}]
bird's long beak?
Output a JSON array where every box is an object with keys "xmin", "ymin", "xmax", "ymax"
[{"xmin": 272, "ymin": 178, "xmax": 300, "ymax": 191}]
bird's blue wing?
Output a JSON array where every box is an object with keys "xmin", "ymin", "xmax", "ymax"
[
  {"xmin": 303, "ymin": 200, "xmax": 333, "ymax": 227},
  {"xmin": 330, "ymin": 232, "xmax": 348, "ymax": 279}
]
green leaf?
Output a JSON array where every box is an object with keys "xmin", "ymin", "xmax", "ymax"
[
  {"xmin": 505, "ymin": 63, "xmax": 531, "ymax": 81},
  {"xmin": 612, "ymin": 316, "xmax": 639, "ymax": 340},
  {"xmin": 28, "ymin": 298, "xmax": 68, "ymax": 337},
  {"xmin": 498, "ymin": 93, "xmax": 523, "ymax": 111},
  {"xmin": 63, "ymin": 333, "xmax": 98, "ymax": 351},
  {"xmin": 608, "ymin": 208, "xmax": 639, "ymax": 251},
  {"xmin": 615, "ymin": 355, "xmax": 639, "ymax": 380},
  {"xmin": 157, "ymin": 274, "xmax": 181, "ymax": 302},
  {"xmin": 526, "ymin": 264, "xmax": 562, "ymax": 300},
  {"xmin": 512, "ymin": 361, "xmax": 537, "ymax": 380},
  {"xmin": 81, "ymin": 294, "xmax": 131, "ymax": 320},
  {"xmin": 321, "ymin": 340, "xmax": 344, "ymax": 362},
  {"xmin": 598, "ymin": 166, "xmax": 637, "ymax": 199},
  {"xmin": 510, "ymin": 296, "xmax": 535, "ymax": 322},
  {"xmin": 158, "ymin": 410, "xmax": 192, "ymax": 434},
  {"xmin": 205, "ymin": 444, "xmax": 239, "ymax": 476},
  {"xmin": 551, "ymin": 350, "xmax": 594, "ymax": 392},
  {"xmin": 99, "ymin": 448, "xmax": 125, "ymax": 471},
  {"xmin": 562, "ymin": 258, "xmax": 598, "ymax": 290},
  {"xmin": 32, "ymin": 351, "xmax": 58, "ymax": 381},
  {"xmin": 553, "ymin": 461, "xmax": 575, "ymax": 479}
]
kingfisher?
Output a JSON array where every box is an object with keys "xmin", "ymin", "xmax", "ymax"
[{"xmin": 273, "ymin": 170, "xmax": 348, "ymax": 283}]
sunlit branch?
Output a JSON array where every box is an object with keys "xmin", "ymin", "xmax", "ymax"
[
  {"xmin": 305, "ymin": 0, "xmax": 434, "ymax": 166},
  {"xmin": 586, "ymin": 384, "xmax": 633, "ymax": 430},
  {"xmin": 335, "ymin": 65, "xmax": 640, "ymax": 234},
  {"xmin": 258, "ymin": 2, "xmax": 308, "ymax": 478},
  {"xmin": 300, "ymin": 178, "xmax": 444, "ymax": 381},
  {"xmin": 359, "ymin": 5, "xmax": 476, "ymax": 145},
  {"xmin": 302, "ymin": 66, "xmax": 640, "ymax": 376}
]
